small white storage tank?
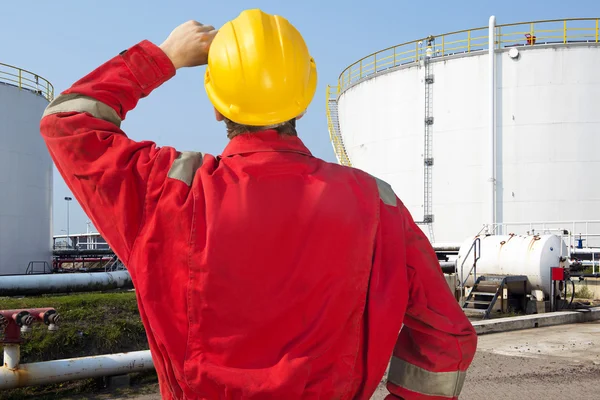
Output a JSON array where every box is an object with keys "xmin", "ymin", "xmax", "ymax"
[
  {"xmin": 0, "ymin": 63, "xmax": 53, "ymax": 275},
  {"xmin": 327, "ymin": 18, "xmax": 600, "ymax": 243},
  {"xmin": 456, "ymin": 234, "xmax": 568, "ymax": 295}
]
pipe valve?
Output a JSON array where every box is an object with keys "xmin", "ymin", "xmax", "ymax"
[
  {"xmin": 0, "ymin": 308, "xmax": 60, "ymax": 343},
  {"xmin": 16, "ymin": 311, "xmax": 34, "ymax": 333}
]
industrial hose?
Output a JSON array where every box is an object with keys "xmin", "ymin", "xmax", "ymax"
[
  {"xmin": 569, "ymin": 279, "xmax": 575, "ymax": 308},
  {"xmin": 559, "ymin": 280, "xmax": 576, "ymax": 310}
]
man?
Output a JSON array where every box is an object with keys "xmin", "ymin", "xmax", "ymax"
[{"xmin": 40, "ymin": 9, "xmax": 476, "ymax": 400}]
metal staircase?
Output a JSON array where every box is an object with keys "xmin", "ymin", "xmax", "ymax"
[
  {"xmin": 104, "ymin": 255, "xmax": 125, "ymax": 272},
  {"xmin": 463, "ymin": 275, "xmax": 528, "ymax": 319},
  {"xmin": 326, "ymin": 85, "xmax": 352, "ymax": 167}
]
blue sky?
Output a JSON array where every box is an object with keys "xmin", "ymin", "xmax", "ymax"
[{"xmin": 1, "ymin": 0, "xmax": 598, "ymax": 234}]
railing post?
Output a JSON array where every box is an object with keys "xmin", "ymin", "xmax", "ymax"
[
  {"xmin": 468, "ymin": 30, "xmax": 471, "ymax": 52},
  {"xmin": 415, "ymin": 41, "xmax": 419, "ymax": 62},
  {"xmin": 393, "ymin": 47, "xmax": 397, "ymax": 66},
  {"xmin": 596, "ymin": 19, "xmax": 599, "ymax": 43},
  {"xmin": 374, "ymin": 55, "xmax": 377, "ymax": 74},
  {"xmin": 360, "ymin": 60, "xmax": 363, "ymax": 78},
  {"xmin": 442, "ymin": 35, "xmax": 445, "ymax": 55},
  {"xmin": 18, "ymin": 69, "xmax": 22, "ymax": 90},
  {"xmin": 496, "ymin": 26, "xmax": 501, "ymax": 49},
  {"xmin": 564, "ymin": 20, "xmax": 567, "ymax": 44}
]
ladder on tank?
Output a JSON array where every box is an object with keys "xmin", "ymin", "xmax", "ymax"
[
  {"xmin": 326, "ymin": 85, "xmax": 352, "ymax": 167},
  {"xmin": 421, "ymin": 36, "xmax": 435, "ymax": 241},
  {"xmin": 463, "ymin": 275, "xmax": 528, "ymax": 319}
]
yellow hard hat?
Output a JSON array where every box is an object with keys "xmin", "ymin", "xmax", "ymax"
[{"xmin": 205, "ymin": 9, "xmax": 317, "ymax": 126}]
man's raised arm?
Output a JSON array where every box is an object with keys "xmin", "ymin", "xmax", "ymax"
[{"xmin": 40, "ymin": 21, "xmax": 217, "ymax": 265}]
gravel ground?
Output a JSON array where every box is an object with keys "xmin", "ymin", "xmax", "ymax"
[
  {"xmin": 372, "ymin": 321, "xmax": 600, "ymax": 400},
  {"xmin": 370, "ymin": 351, "xmax": 600, "ymax": 400}
]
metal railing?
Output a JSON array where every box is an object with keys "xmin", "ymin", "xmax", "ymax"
[
  {"xmin": 486, "ymin": 220, "xmax": 600, "ymax": 256},
  {"xmin": 0, "ymin": 62, "xmax": 54, "ymax": 101},
  {"xmin": 334, "ymin": 18, "xmax": 600, "ymax": 93},
  {"xmin": 459, "ymin": 238, "xmax": 481, "ymax": 301},
  {"xmin": 25, "ymin": 261, "xmax": 52, "ymax": 275}
]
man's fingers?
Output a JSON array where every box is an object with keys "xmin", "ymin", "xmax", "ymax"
[
  {"xmin": 197, "ymin": 29, "xmax": 218, "ymax": 43},
  {"xmin": 197, "ymin": 24, "xmax": 215, "ymax": 32}
]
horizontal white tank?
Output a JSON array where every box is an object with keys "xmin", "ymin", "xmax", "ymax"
[
  {"xmin": 456, "ymin": 234, "xmax": 567, "ymax": 295},
  {"xmin": 334, "ymin": 21, "xmax": 600, "ymax": 243},
  {"xmin": 0, "ymin": 64, "xmax": 53, "ymax": 275}
]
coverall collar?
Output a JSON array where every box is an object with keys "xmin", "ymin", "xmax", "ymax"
[{"xmin": 221, "ymin": 130, "xmax": 313, "ymax": 158}]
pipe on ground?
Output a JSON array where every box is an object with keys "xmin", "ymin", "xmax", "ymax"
[
  {"xmin": 0, "ymin": 271, "xmax": 132, "ymax": 296},
  {"xmin": 0, "ymin": 350, "xmax": 153, "ymax": 389}
]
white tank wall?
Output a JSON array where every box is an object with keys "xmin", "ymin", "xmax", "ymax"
[
  {"xmin": 0, "ymin": 84, "xmax": 52, "ymax": 275},
  {"xmin": 338, "ymin": 44, "xmax": 600, "ymax": 243}
]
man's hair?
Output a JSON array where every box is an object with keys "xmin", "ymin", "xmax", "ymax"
[{"xmin": 224, "ymin": 118, "xmax": 297, "ymax": 139}]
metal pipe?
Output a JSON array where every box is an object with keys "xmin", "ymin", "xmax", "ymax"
[
  {"xmin": 432, "ymin": 243, "xmax": 462, "ymax": 252},
  {"xmin": 0, "ymin": 271, "xmax": 132, "ymax": 296},
  {"xmin": 3, "ymin": 344, "xmax": 20, "ymax": 370},
  {"xmin": 53, "ymin": 249, "xmax": 115, "ymax": 256},
  {"xmin": 570, "ymin": 273, "xmax": 600, "ymax": 278},
  {"xmin": 572, "ymin": 248, "xmax": 600, "ymax": 255},
  {"xmin": 488, "ymin": 15, "xmax": 497, "ymax": 228},
  {"xmin": 439, "ymin": 261, "xmax": 456, "ymax": 268},
  {"xmin": 0, "ymin": 350, "xmax": 153, "ymax": 389}
]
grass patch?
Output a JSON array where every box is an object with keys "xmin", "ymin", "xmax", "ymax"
[
  {"xmin": 0, "ymin": 291, "xmax": 153, "ymax": 399},
  {"xmin": 575, "ymin": 285, "xmax": 595, "ymax": 300},
  {"xmin": 567, "ymin": 284, "xmax": 596, "ymax": 300}
]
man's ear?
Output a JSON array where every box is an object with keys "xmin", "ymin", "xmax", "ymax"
[{"xmin": 214, "ymin": 107, "xmax": 224, "ymax": 122}]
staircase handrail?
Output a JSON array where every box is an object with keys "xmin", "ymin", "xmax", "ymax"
[{"xmin": 459, "ymin": 237, "xmax": 481, "ymax": 289}]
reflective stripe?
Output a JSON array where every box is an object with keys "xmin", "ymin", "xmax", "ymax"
[
  {"xmin": 387, "ymin": 356, "xmax": 466, "ymax": 398},
  {"xmin": 167, "ymin": 151, "xmax": 204, "ymax": 186},
  {"xmin": 373, "ymin": 176, "xmax": 397, "ymax": 207},
  {"xmin": 43, "ymin": 94, "xmax": 122, "ymax": 127}
]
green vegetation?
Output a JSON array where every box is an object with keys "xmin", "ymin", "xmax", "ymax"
[
  {"xmin": 566, "ymin": 283, "xmax": 596, "ymax": 300},
  {"xmin": 575, "ymin": 285, "xmax": 595, "ymax": 300},
  {"xmin": 0, "ymin": 291, "xmax": 154, "ymax": 399}
]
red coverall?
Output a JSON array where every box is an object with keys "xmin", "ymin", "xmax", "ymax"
[{"xmin": 40, "ymin": 40, "xmax": 477, "ymax": 399}]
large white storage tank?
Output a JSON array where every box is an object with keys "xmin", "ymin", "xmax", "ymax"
[
  {"xmin": 327, "ymin": 18, "xmax": 600, "ymax": 244},
  {"xmin": 0, "ymin": 63, "xmax": 53, "ymax": 275}
]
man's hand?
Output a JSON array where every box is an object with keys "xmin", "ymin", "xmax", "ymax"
[{"xmin": 159, "ymin": 20, "xmax": 218, "ymax": 69}]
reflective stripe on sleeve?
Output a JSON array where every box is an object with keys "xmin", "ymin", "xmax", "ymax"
[
  {"xmin": 167, "ymin": 151, "xmax": 204, "ymax": 186},
  {"xmin": 43, "ymin": 93, "xmax": 122, "ymax": 127},
  {"xmin": 387, "ymin": 356, "xmax": 466, "ymax": 398}
]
